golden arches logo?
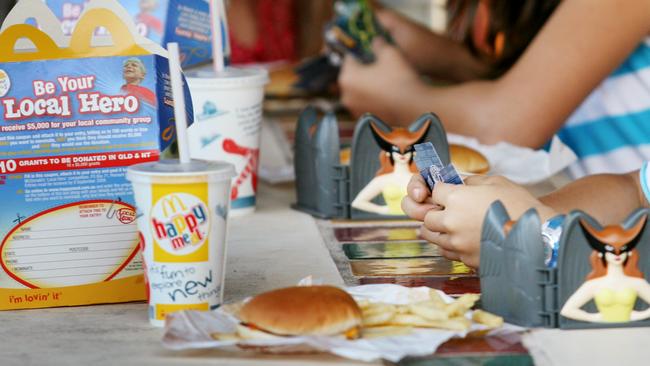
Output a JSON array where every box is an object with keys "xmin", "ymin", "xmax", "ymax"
[
  {"xmin": 159, "ymin": 194, "xmax": 187, "ymax": 217},
  {"xmin": 150, "ymin": 190, "xmax": 210, "ymax": 261}
]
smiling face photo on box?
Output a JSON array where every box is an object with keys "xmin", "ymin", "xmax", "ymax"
[{"xmin": 120, "ymin": 57, "xmax": 155, "ymax": 105}]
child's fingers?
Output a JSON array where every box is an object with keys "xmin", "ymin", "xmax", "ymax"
[
  {"xmin": 438, "ymin": 248, "xmax": 461, "ymax": 262},
  {"xmin": 376, "ymin": 8, "xmax": 398, "ymax": 31},
  {"xmin": 419, "ymin": 226, "xmax": 454, "ymax": 252},
  {"xmin": 431, "ymin": 181, "xmax": 469, "ymax": 207},
  {"xmin": 401, "ymin": 195, "xmax": 436, "ymax": 221},
  {"xmin": 340, "ymin": 54, "xmax": 363, "ymax": 75},
  {"xmin": 422, "ymin": 211, "xmax": 450, "ymax": 239},
  {"xmin": 463, "ymin": 175, "xmax": 492, "ymax": 185},
  {"xmin": 371, "ymin": 37, "xmax": 389, "ymax": 53},
  {"xmin": 407, "ymin": 174, "xmax": 429, "ymax": 203}
]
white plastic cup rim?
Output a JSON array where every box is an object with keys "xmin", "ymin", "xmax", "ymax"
[
  {"xmin": 126, "ymin": 159, "xmax": 236, "ymax": 184},
  {"xmin": 185, "ymin": 67, "xmax": 269, "ymax": 90}
]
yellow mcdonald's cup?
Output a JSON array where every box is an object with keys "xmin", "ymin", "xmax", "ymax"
[{"xmin": 126, "ymin": 159, "xmax": 235, "ymax": 327}]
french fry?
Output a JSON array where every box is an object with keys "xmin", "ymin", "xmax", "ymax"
[
  {"xmin": 362, "ymin": 303, "xmax": 396, "ymax": 317},
  {"xmin": 445, "ymin": 294, "xmax": 480, "ymax": 317},
  {"xmin": 389, "ymin": 314, "xmax": 471, "ymax": 331},
  {"xmin": 408, "ymin": 302, "xmax": 448, "ymax": 321},
  {"xmin": 361, "ymin": 326, "xmax": 413, "ymax": 339},
  {"xmin": 472, "ymin": 310, "xmax": 504, "ymax": 328},
  {"xmin": 442, "ymin": 316, "xmax": 472, "ymax": 331},
  {"xmin": 357, "ymin": 292, "xmax": 495, "ymax": 339},
  {"xmin": 428, "ymin": 289, "xmax": 447, "ymax": 307},
  {"xmin": 395, "ymin": 304, "xmax": 411, "ymax": 314},
  {"xmin": 362, "ymin": 308, "xmax": 396, "ymax": 326},
  {"xmin": 389, "ymin": 313, "xmax": 434, "ymax": 327}
]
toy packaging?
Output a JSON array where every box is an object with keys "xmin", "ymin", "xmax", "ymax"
[
  {"xmin": 324, "ymin": 0, "xmax": 392, "ymax": 65},
  {"xmin": 294, "ymin": 0, "xmax": 391, "ymax": 93},
  {"xmin": 414, "ymin": 142, "xmax": 464, "ymax": 190},
  {"xmin": 45, "ymin": 0, "xmax": 228, "ymax": 67},
  {"xmin": 0, "ymin": 0, "xmax": 192, "ymax": 310}
]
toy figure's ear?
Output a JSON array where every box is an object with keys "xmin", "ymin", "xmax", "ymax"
[
  {"xmin": 412, "ymin": 118, "xmax": 431, "ymax": 145},
  {"xmin": 621, "ymin": 214, "xmax": 647, "ymax": 252},
  {"xmin": 369, "ymin": 121, "xmax": 395, "ymax": 152},
  {"xmin": 579, "ymin": 219, "xmax": 607, "ymax": 253}
]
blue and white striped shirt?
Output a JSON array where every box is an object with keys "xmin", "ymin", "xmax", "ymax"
[{"xmin": 558, "ymin": 37, "xmax": 650, "ymax": 179}]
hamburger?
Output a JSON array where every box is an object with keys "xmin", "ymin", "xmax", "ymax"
[
  {"xmin": 449, "ymin": 144, "xmax": 490, "ymax": 174},
  {"xmin": 236, "ymin": 286, "xmax": 362, "ymax": 339},
  {"xmin": 265, "ymin": 65, "xmax": 302, "ymax": 98}
]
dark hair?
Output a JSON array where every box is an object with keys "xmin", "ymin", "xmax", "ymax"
[{"xmin": 447, "ymin": 0, "xmax": 561, "ymax": 77}]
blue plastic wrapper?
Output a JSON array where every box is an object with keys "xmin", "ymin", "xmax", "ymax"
[
  {"xmin": 542, "ymin": 214, "xmax": 565, "ymax": 268},
  {"xmin": 414, "ymin": 142, "xmax": 464, "ymax": 190}
]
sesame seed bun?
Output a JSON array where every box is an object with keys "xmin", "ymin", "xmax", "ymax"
[
  {"xmin": 238, "ymin": 286, "xmax": 362, "ymax": 337},
  {"xmin": 449, "ymin": 144, "xmax": 490, "ymax": 174}
]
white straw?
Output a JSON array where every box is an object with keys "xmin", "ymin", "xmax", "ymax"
[
  {"xmin": 218, "ymin": 0, "xmax": 231, "ymax": 61},
  {"xmin": 210, "ymin": 0, "xmax": 225, "ymax": 73},
  {"xmin": 167, "ymin": 42, "xmax": 191, "ymax": 165}
]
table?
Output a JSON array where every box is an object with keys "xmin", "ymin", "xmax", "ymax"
[
  {"xmin": 1, "ymin": 182, "xmax": 371, "ymax": 366},
  {"xmin": 0, "ymin": 182, "xmax": 534, "ymax": 366}
]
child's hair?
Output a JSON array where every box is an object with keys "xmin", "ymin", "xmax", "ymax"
[{"xmin": 447, "ymin": 0, "xmax": 560, "ymax": 77}]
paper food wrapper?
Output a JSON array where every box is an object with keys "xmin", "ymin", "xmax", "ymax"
[
  {"xmin": 162, "ymin": 284, "xmax": 522, "ymax": 362},
  {"xmin": 448, "ymin": 134, "xmax": 577, "ymax": 185}
]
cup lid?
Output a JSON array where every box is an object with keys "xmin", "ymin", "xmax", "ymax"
[
  {"xmin": 185, "ymin": 66, "xmax": 269, "ymax": 88},
  {"xmin": 126, "ymin": 159, "xmax": 236, "ymax": 183}
]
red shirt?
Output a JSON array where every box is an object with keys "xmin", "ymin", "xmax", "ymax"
[
  {"xmin": 136, "ymin": 12, "xmax": 164, "ymax": 35},
  {"xmin": 230, "ymin": 0, "xmax": 296, "ymax": 64},
  {"xmin": 121, "ymin": 84, "xmax": 156, "ymax": 106}
]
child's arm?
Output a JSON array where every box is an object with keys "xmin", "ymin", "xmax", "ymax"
[
  {"xmin": 539, "ymin": 171, "xmax": 648, "ymax": 225},
  {"xmin": 340, "ymin": 0, "xmax": 650, "ymax": 147},
  {"xmin": 376, "ymin": 9, "xmax": 492, "ymax": 82},
  {"xmin": 402, "ymin": 169, "xmax": 648, "ymax": 267}
]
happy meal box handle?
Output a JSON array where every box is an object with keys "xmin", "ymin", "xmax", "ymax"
[
  {"xmin": 69, "ymin": 8, "xmax": 149, "ymax": 57},
  {"xmin": 0, "ymin": 25, "xmax": 60, "ymax": 62},
  {"xmin": 0, "ymin": 7, "xmax": 149, "ymax": 63},
  {"xmin": 0, "ymin": 0, "xmax": 66, "ymax": 46}
]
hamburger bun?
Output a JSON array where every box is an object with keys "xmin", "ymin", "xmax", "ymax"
[
  {"xmin": 238, "ymin": 286, "xmax": 362, "ymax": 337},
  {"xmin": 265, "ymin": 65, "xmax": 303, "ymax": 98},
  {"xmin": 449, "ymin": 144, "xmax": 490, "ymax": 174}
]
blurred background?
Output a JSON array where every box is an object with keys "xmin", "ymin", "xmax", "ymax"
[{"xmin": 0, "ymin": 0, "xmax": 447, "ymax": 63}]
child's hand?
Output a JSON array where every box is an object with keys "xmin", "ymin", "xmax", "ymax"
[
  {"xmin": 404, "ymin": 175, "xmax": 557, "ymax": 268},
  {"xmin": 376, "ymin": 9, "xmax": 492, "ymax": 82},
  {"xmin": 376, "ymin": 9, "xmax": 439, "ymax": 57},
  {"xmin": 401, "ymin": 174, "xmax": 437, "ymax": 221},
  {"xmin": 338, "ymin": 38, "xmax": 425, "ymax": 124}
]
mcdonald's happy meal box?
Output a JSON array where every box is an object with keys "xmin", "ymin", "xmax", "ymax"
[
  {"xmin": 44, "ymin": 0, "xmax": 220, "ymax": 67},
  {"xmin": 0, "ymin": 0, "xmax": 193, "ymax": 310}
]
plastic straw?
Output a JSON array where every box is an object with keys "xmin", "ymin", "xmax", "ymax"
[
  {"xmin": 210, "ymin": 0, "xmax": 225, "ymax": 73},
  {"xmin": 217, "ymin": 0, "xmax": 231, "ymax": 62},
  {"xmin": 167, "ymin": 42, "xmax": 191, "ymax": 165}
]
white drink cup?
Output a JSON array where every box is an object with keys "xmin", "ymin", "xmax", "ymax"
[
  {"xmin": 127, "ymin": 159, "xmax": 235, "ymax": 327},
  {"xmin": 187, "ymin": 67, "xmax": 268, "ymax": 217}
]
